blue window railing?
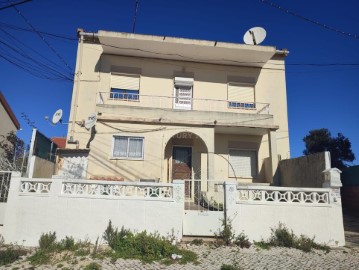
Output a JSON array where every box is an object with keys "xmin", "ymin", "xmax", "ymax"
[{"xmin": 110, "ymin": 88, "xmax": 139, "ymax": 100}]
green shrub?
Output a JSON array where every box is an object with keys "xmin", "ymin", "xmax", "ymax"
[
  {"xmin": 215, "ymin": 218, "xmax": 235, "ymax": 246},
  {"xmin": 84, "ymin": 262, "xmax": 102, "ymax": 270},
  {"xmin": 59, "ymin": 236, "xmax": 76, "ymax": 251},
  {"xmin": 253, "ymin": 240, "xmax": 270, "ymax": 250},
  {"xmin": 0, "ymin": 248, "xmax": 27, "ymax": 266},
  {"xmin": 256, "ymin": 223, "xmax": 330, "ymax": 253},
  {"xmin": 39, "ymin": 232, "xmax": 57, "ymax": 251},
  {"xmin": 102, "ymin": 220, "xmax": 197, "ymax": 263},
  {"xmin": 234, "ymin": 232, "xmax": 251, "ymax": 249},
  {"xmin": 268, "ymin": 223, "xmax": 296, "ymax": 248},
  {"xmin": 28, "ymin": 250, "xmax": 51, "ymax": 265}
]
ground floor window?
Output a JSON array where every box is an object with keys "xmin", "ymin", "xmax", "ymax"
[
  {"xmin": 112, "ymin": 136, "xmax": 144, "ymax": 159},
  {"xmin": 229, "ymin": 149, "xmax": 257, "ymax": 178}
]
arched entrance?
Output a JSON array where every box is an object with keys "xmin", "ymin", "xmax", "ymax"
[{"xmin": 164, "ymin": 131, "xmax": 208, "ymax": 182}]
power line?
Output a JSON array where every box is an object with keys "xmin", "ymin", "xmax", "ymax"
[
  {"xmin": 260, "ymin": 0, "xmax": 359, "ymax": 40},
  {"xmin": 0, "ymin": 0, "xmax": 31, "ymax": 11},
  {"xmin": 0, "ymin": 21, "xmax": 77, "ymax": 41},
  {"xmin": 11, "ymin": 5, "xmax": 74, "ymax": 73},
  {"xmin": 0, "ymin": 28, "xmax": 73, "ymax": 81}
]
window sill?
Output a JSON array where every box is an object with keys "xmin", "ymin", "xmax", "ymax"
[{"xmin": 110, "ymin": 157, "xmax": 144, "ymax": 161}]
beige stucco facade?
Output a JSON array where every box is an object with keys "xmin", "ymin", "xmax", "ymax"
[
  {"xmin": 65, "ymin": 31, "xmax": 290, "ymax": 183},
  {"xmin": 0, "ymin": 92, "xmax": 19, "ymax": 139}
]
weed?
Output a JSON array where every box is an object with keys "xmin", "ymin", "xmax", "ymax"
[
  {"xmin": 191, "ymin": 239, "xmax": 204, "ymax": 246},
  {"xmin": 84, "ymin": 262, "xmax": 102, "ymax": 270},
  {"xmin": 57, "ymin": 263, "xmax": 64, "ymax": 268},
  {"xmin": 256, "ymin": 223, "xmax": 331, "ymax": 253},
  {"xmin": 221, "ymin": 263, "xmax": 243, "ymax": 270},
  {"xmin": 215, "ymin": 217, "xmax": 235, "ymax": 246},
  {"xmin": 234, "ymin": 232, "xmax": 251, "ymax": 249},
  {"xmin": 59, "ymin": 236, "xmax": 76, "ymax": 251},
  {"xmin": 28, "ymin": 250, "xmax": 51, "ymax": 265},
  {"xmin": 268, "ymin": 223, "xmax": 296, "ymax": 248},
  {"xmin": 102, "ymin": 220, "xmax": 198, "ymax": 264},
  {"xmin": 254, "ymin": 241, "xmax": 270, "ymax": 250},
  {"xmin": 74, "ymin": 248, "xmax": 90, "ymax": 257},
  {"xmin": 0, "ymin": 248, "xmax": 27, "ymax": 266},
  {"xmin": 39, "ymin": 232, "xmax": 57, "ymax": 251}
]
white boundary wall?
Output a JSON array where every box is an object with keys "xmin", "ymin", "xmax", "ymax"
[
  {"xmin": 2, "ymin": 173, "xmax": 345, "ymax": 247},
  {"xmin": 225, "ymin": 183, "xmax": 345, "ymax": 246},
  {"xmin": 3, "ymin": 172, "xmax": 184, "ymax": 246}
]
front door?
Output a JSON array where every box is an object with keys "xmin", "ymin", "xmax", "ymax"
[{"xmin": 172, "ymin": 146, "xmax": 192, "ymax": 197}]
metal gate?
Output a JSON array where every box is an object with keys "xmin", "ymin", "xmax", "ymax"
[{"xmin": 183, "ymin": 180, "xmax": 225, "ymax": 236}]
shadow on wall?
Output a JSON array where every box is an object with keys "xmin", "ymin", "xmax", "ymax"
[
  {"xmin": 341, "ymin": 165, "xmax": 359, "ymax": 211},
  {"xmin": 275, "ymin": 152, "xmax": 330, "ymax": 188}
]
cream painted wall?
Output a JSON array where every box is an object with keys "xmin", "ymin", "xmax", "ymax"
[
  {"xmin": 0, "ymin": 102, "xmax": 17, "ymax": 138},
  {"xmin": 86, "ymin": 121, "xmax": 214, "ymax": 181},
  {"xmin": 66, "ymin": 41, "xmax": 290, "ymax": 182}
]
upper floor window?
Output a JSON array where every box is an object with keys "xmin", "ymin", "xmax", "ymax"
[
  {"xmin": 112, "ymin": 136, "xmax": 144, "ymax": 159},
  {"xmin": 227, "ymin": 83, "xmax": 255, "ymax": 109},
  {"xmin": 174, "ymin": 77, "xmax": 194, "ymax": 110},
  {"xmin": 110, "ymin": 73, "xmax": 140, "ymax": 101},
  {"xmin": 229, "ymin": 149, "xmax": 257, "ymax": 178}
]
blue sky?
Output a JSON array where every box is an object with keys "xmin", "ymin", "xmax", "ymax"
[{"xmin": 0, "ymin": 0, "xmax": 358, "ymax": 163}]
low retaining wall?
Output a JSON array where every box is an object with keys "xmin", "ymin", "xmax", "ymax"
[
  {"xmin": 3, "ymin": 173, "xmax": 184, "ymax": 246},
  {"xmin": 226, "ymin": 183, "xmax": 345, "ymax": 246}
]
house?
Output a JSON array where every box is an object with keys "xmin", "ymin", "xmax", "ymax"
[
  {"xmin": 0, "ymin": 91, "xmax": 20, "ymax": 139},
  {"xmin": 64, "ymin": 30, "xmax": 290, "ymax": 184}
]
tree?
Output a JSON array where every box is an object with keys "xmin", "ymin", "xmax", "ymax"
[
  {"xmin": 303, "ymin": 128, "xmax": 355, "ymax": 170},
  {"xmin": 0, "ymin": 131, "xmax": 27, "ymax": 171}
]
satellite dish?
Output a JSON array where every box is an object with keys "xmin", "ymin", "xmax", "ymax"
[
  {"xmin": 51, "ymin": 109, "xmax": 63, "ymax": 125},
  {"xmin": 84, "ymin": 112, "xmax": 97, "ymax": 129},
  {"xmin": 243, "ymin": 27, "xmax": 266, "ymax": 45}
]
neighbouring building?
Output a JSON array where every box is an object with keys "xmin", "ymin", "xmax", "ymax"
[
  {"xmin": 0, "ymin": 91, "xmax": 20, "ymax": 140},
  {"xmin": 64, "ymin": 30, "xmax": 290, "ymax": 184}
]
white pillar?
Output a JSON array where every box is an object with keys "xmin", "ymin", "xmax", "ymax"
[
  {"xmin": 172, "ymin": 180, "xmax": 185, "ymax": 241},
  {"xmin": 268, "ymin": 130, "xmax": 279, "ymax": 185},
  {"xmin": 207, "ymin": 129, "xmax": 215, "ymax": 180}
]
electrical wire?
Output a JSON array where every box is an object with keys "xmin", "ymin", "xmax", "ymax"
[
  {"xmin": 0, "ymin": 30, "xmax": 73, "ymax": 80},
  {"xmin": 11, "ymin": 4, "xmax": 74, "ymax": 73},
  {"xmin": 260, "ymin": 0, "xmax": 359, "ymax": 40},
  {"xmin": 0, "ymin": 21, "xmax": 77, "ymax": 41}
]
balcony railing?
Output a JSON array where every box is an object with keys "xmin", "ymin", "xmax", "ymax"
[{"xmin": 97, "ymin": 92, "xmax": 270, "ymax": 115}]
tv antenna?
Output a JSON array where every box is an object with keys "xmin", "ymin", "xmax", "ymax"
[
  {"xmin": 243, "ymin": 27, "xmax": 266, "ymax": 45},
  {"xmin": 84, "ymin": 112, "xmax": 97, "ymax": 130}
]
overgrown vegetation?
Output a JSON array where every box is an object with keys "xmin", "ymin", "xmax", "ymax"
[
  {"xmin": 215, "ymin": 218, "xmax": 235, "ymax": 246},
  {"xmin": 191, "ymin": 239, "xmax": 204, "ymax": 246},
  {"xmin": 28, "ymin": 232, "xmax": 92, "ymax": 266},
  {"xmin": 234, "ymin": 232, "xmax": 251, "ymax": 249},
  {"xmin": 83, "ymin": 262, "xmax": 102, "ymax": 270},
  {"xmin": 0, "ymin": 247, "xmax": 27, "ymax": 266},
  {"xmin": 215, "ymin": 217, "xmax": 251, "ymax": 249},
  {"xmin": 254, "ymin": 223, "xmax": 330, "ymax": 253},
  {"xmin": 103, "ymin": 220, "xmax": 197, "ymax": 264}
]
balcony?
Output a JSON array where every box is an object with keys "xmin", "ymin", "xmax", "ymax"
[{"xmin": 97, "ymin": 92, "xmax": 270, "ymax": 115}]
